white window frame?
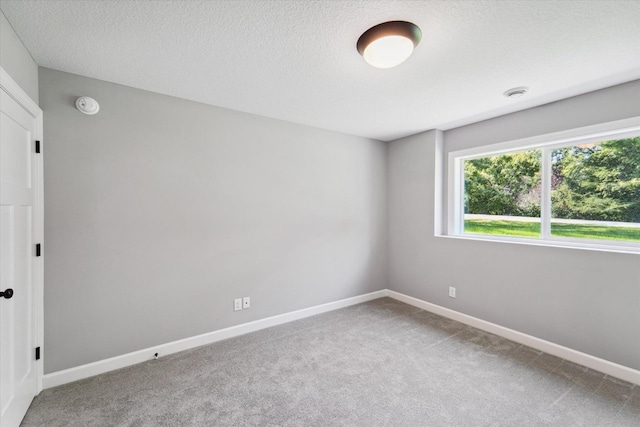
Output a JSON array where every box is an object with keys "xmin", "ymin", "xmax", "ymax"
[{"xmin": 447, "ymin": 117, "xmax": 640, "ymax": 253}]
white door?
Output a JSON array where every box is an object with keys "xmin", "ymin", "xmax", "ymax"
[{"xmin": 0, "ymin": 69, "xmax": 43, "ymax": 427}]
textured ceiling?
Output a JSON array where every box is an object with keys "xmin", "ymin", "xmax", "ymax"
[{"xmin": 2, "ymin": 0, "xmax": 639, "ymax": 141}]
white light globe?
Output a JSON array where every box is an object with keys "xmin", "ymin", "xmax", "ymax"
[{"xmin": 363, "ymin": 35, "xmax": 414, "ymax": 69}]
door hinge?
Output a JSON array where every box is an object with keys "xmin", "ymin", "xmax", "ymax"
[
  {"xmin": 35, "ymin": 140, "xmax": 41, "ymax": 153},
  {"xmin": 35, "ymin": 347, "xmax": 41, "ymax": 360},
  {"xmin": 36, "ymin": 243, "xmax": 41, "ymax": 257}
]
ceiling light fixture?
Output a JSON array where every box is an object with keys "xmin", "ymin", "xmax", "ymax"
[
  {"xmin": 503, "ymin": 87, "xmax": 529, "ymax": 99},
  {"xmin": 357, "ymin": 21, "xmax": 422, "ymax": 69}
]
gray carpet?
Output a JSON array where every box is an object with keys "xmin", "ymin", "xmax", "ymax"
[{"xmin": 21, "ymin": 298, "xmax": 640, "ymax": 426}]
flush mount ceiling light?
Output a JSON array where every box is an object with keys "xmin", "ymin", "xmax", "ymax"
[
  {"xmin": 357, "ymin": 21, "xmax": 422, "ymax": 69},
  {"xmin": 503, "ymin": 87, "xmax": 529, "ymax": 99},
  {"xmin": 75, "ymin": 96, "xmax": 100, "ymax": 115}
]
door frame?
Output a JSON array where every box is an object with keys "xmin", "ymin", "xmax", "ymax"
[{"xmin": 0, "ymin": 66, "xmax": 44, "ymax": 393}]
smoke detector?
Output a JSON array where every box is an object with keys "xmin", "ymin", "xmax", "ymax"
[
  {"xmin": 503, "ymin": 87, "xmax": 529, "ymax": 99},
  {"xmin": 75, "ymin": 96, "xmax": 100, "ymax": 115}
]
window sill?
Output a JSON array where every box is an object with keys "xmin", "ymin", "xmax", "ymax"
[{"xmin": 436, "ymin": 233, "xmax": 640, "ymax": 255}]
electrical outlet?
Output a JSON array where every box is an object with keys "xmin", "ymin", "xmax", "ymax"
[
  {"xmin": 449, "ymin": 287, "xmax": 456, "ymax": 298},
  {"xmin": 234, "ymin": 298, "xmax": 243, "ymax": 311},
  {"xmin": 243, "ymin": 297, "xmax": 250, "ymax": 309}
]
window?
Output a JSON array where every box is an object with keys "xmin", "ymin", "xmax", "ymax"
[
  {"xmin": 448, "ymin": 119, "xmax": 640, "ymax": 252},
  {"xmin": 464, "ymin": 149, "xmax": 542, "ymax": 238}
]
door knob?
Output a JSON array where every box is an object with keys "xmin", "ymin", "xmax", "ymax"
[{"xmin": 1, "ymin": 288, "xmax": 13, "ymax": 299}]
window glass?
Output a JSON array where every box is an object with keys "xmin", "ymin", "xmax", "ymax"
[
  {"xmin": 464, "ymin": 150, "xmax": 541, "ymax": 238},
  {"xmin": 550, "ymin": 137, "xmax": 640, "ymax": 242}
]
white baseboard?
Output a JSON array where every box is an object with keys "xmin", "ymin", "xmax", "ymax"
[
  {"xmin": 386, "ymin": 290, "xmax": 640, "ymax": 386},
  {"xmin": 43, "ymin": 290, "xmax": 387, "ymax": 389},
  {"xmin": 44, "ymin": 288, "xmax": 639, "ymax": 389}
]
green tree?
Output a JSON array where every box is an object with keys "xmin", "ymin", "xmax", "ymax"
[
  {"xmin": 465, "ymin": 150, "xmax": 541, "ymax": 216},
  {"xmin": 551, "ymin": 138, "xmax": 640, "ymax": 222}
]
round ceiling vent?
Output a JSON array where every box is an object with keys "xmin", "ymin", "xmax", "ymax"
[
  {"xmin": 503, "ymin": 87, "xmax": 529, "ymax": 98},
  {"xmin": 75, "ymin": 96, "xmax": 100, "ymax": 115}
]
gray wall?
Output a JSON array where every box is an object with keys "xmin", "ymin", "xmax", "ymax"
[
  {"xmin": 0, "ymin": 10, "xmax": 38, "ymax": 103},
  {"xmin": 35, "ymin": 65, "xmax": 640, "ymax": 374},
  {"xmin": 388, "ymin": 81, "xmax": 640, "ymax": 370},
  {"xmin": 40, "ymin": 68, "xmax": 387, "ymax": 373}
]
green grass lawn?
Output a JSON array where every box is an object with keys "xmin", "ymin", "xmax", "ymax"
[{"xmin": 464, "ymin": 219, "xmax": 640, "ymax": 242}]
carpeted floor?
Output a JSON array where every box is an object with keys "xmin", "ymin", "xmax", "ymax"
[{"xmin": 21, "ymin": 298, "xmax": 640, "ymax": 426}]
